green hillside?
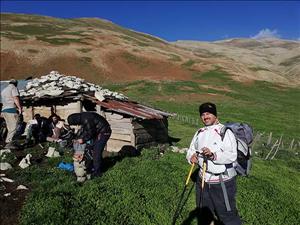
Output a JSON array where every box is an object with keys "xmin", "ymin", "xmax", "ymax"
[{"xmin": 106, "ymin": 70, "xmax": 300, "ymax": 141}]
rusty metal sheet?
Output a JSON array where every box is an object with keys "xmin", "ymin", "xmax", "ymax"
[{"xmin": 88, "ymin": 95, "xmax": 173, "ymax": 119}]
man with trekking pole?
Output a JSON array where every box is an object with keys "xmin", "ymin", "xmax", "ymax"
[{"xmin": 186, "ymin": 102, "xmax": 242, "ymax": 225}]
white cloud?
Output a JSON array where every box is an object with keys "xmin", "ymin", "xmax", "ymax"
[{"xmin": 251, "ymin": 29, "xmax": 281, "ymax": 40}]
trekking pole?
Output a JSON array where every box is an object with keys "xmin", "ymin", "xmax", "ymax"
[
  {"xmin": 172, "ymin": 152, "xmax": 200, "ymax": 225},
  {"xmin": 200, "ymin": 156, "xmax": 207, "ymax": 208}
]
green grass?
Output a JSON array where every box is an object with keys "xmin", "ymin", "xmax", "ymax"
[
  {"xmin": 104, "ymin": 71, "xmax": 300, "ymax": 140},
  {"xmin": 80, "ymin": 57, "xmax": 92, "ymax": 63},
  {"xmin": 1, "ymin": 31, "xmax": 28, "ymax": 40},
  {"xmin": 36, "ymin": 36, "xmax": 89, "ymax": 45},
  {"xmin": 2, "ymin": 24, "xmax": 64, "ymax": 36},
  {"xmin": 77, "ymin": 48, "xmax": 92, "ymax": 53},
  {"xmin": 1, "ymin": 14, "xmax": 299, "ymax": 223},
  {"xmin": 27, "ymin": 49, "xmax": 39, "ymax": 53},
  {"xmin": 16, "ymin": 148, "xmax": 299, "ymax": 225},
  {"xmin": 5, "ymin": 72, "xmax": 299, "ymax": 224},
  {"xmin": 168, "ymin": 54, "xmax": 182, "ymax": 62},
  {"xmin": 182, "ymin": 59, "xmax": 196, "ymax": 68},
  {"xmin": 121, "ymin": 52, "xmax": 150, "ymax": 68},
  {"xmin": 249, "ymin": 66, "xmax": 271, "ymax": 72},
  {"xmin": 119, "ymin": 35, "xmax": 150, "ymax": 47}
]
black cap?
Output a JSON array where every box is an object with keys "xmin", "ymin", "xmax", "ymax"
[
  {"xmin": 199, "ymin": 102, "xmax": 217, "ymax": 117},
  {"xmin": 9, "ymin": 79, "xmax": 18, "ymax": 86}
]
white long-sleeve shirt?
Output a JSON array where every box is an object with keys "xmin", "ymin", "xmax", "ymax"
[{"xmin": 186, "ymin": 123, "xmax": 237, "ymax": 183}]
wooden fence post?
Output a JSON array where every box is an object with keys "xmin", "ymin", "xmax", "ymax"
[
  {"xmin": 265, "ymin": 139, "xmax": 278, "ymax": 160},
  {"xmin": 271, "ymin": 135, "xmax": 283, "ymax": 160},
  {"xmin": 267, "ymin": 132, "xmax": 272, "ymax": 146},
  {"xmin": 289, "ymin": 139, "xmax": 294, "ymax": 150}
]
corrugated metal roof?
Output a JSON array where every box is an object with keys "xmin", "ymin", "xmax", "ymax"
[{"xmin": 84, "ymin": 95, "xmax": 174, "ymax": 120}]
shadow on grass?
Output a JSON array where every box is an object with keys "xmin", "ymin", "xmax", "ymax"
[
  {"xmin": 177, "ymin": 169, "xmax": 223, "ymax": 225},
  {"xmin": 168, "ymin": 135, "xmax": 181, "ymax": 145},
  {"xmin": 101, "ymin": 145, "xmax": 141, "ymax": 173}
]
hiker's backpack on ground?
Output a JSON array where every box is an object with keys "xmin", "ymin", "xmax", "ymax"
[{"xmin": 220, "ymin": 122, "xmax": 253, "ymax": 176}]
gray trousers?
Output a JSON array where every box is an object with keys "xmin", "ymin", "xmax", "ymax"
[{"xmin": 196, "ymin": 175, "xmax": 242, "ymax": 225}]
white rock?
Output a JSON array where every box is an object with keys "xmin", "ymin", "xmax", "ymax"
[
  {"xmin": 95, "ymin": 91, "xmax": 105, "ymax": 101},
  {"xmin": 53, "ymin": 151, "xmax": 60, "ymax": 157},
  {"xmin": 0, "ymin": 149, "xmax": 11, "ymax": 157},
  {"xmin": 171, "ymin": 146, "xmax": 179, "ymax": 152},
  {"xmin": 46, "ymin": 147, "xmax": 55, "ymax": 157},
  {"xmin": 19, "ymin": 154, "xmax": 32, "ymax": 169},
  {"xmin": 47, "ymin": 90, "xmax": 64, "ymax": 96},
  {"xmin": 16, "ymin": 185, "xmax": 28, "ymax": 190},
  {"xmin": 21, "ymin": 71, "xmax": 128, "ymax": 100},
  {"xmin": 0, "ymin": 162, "xmax": 13, "ymax": 170},
  {"xmin": 4, "ymin": 193, "xmax": 11, "ymax": 197},
  {"xmin": 89, "ymin": 86, "xmax": 96, "ymax": 91},
  {"xmin": 179, "ymin": 148, "xmax": 188, "ymax": 154},
  {"xmin": 1, "ymin": 177, "xmax": 14, "ymax": 183},
  {"xmin": 0, "ymin": 174, "xmax": 6, "ymax": 177},
  {"xmin": 73, "ymin": 84, "xmax": 81, "ymax": 90},
  {"xmin": 45, "ymin": 147, "xmax": 60, "ymax": 158}
]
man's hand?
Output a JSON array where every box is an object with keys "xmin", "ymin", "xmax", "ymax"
[
  {"xmin": 18, "ymin": 107, "xmax": 23, "ymax": 114},
  {"xmin": 201, "ymin": 147, "xmax": 214, "ymax": 160},
  {"xmin": 190, "ymin": 153, "xmax": 199, "ymax": 164},
  {"xmin": 73, "ymin": 139, "xmax": 84, "ymax": 144}
]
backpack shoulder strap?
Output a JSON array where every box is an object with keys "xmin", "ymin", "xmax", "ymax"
[{"xmin": 220, "ymin": 125, "xmax": 233, "ymax": 141}]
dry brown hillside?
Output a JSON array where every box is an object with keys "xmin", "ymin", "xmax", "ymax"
[{"xmin": 1, "ymin": 13, "xmax": 299, "ymax": 86}]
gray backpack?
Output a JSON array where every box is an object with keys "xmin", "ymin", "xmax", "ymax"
[{"xmin": 221, "ymin": 122, "xmax": 253, "ymax": 176}]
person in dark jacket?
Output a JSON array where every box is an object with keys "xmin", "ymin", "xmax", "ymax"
[
  {"xmin": 25, "ymin": 114, "xmax": 51, "ymax": 145},
  {"xmin": 67, "ymin": 112, "xmax": 111, "ymax": 177}
]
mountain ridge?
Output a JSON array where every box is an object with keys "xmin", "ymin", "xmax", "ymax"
[{"xmin": 1, "ymin": 13, "xmax": 299, "ymax": 87}]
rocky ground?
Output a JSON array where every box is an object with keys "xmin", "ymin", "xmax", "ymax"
[{"xmin": 0, "ymin": 149, "xmax": 31, "ymax": 225}]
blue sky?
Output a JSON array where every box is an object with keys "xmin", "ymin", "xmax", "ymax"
[{"xmin": 1, "ymin": 1, "xmax": 300, "ymax": 41}]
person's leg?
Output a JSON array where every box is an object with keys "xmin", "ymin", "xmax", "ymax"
[
  {"xmin": 52, "ymin": 127, "xmax": 61, "ymax": 140},
  {"xmin": 2, "ymin": 112, "xmax": 18, "ymax": 144},
  {"xmin": 31, "ymin": 125, "xmax": 40, "ymax": 144},
  {"xmin": 196, "ymin": 173, "xmax": 215, "ymax": 225},
  {"xmin": 92, "ymin": 131, "xmax": 111, "ymax": 177},
  {"xmin": 210, "ymin": 178, "xmax": 242, "ymax": 225}
]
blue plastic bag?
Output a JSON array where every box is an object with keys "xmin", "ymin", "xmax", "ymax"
[{"xmin": 57, "ymin": 162, "xmax": 74, "ymax": 172}]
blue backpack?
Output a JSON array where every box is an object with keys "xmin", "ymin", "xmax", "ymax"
[{"xmin": 220, "ymin": 122, "xmax": 253, "ymax": 176}]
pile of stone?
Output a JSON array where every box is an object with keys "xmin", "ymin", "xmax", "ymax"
[
  {"xmin": 170, "ymin": 146, "xmax": 188, "ymax": 154},
  {"xmin": 20, "ymin": 71, "xmax": 128, "ymax": 101}
]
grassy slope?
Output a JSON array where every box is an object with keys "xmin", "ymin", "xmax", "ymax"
[
  {"xmin": 4, "ymin": 71, "xmax": 298, "ymax": 224},
  {"xmin": 14, "ymin": 149, "xmax": 300, "ymax": 225},
  {"xmin": 106, "ymin": 70, "xmax": 300, "ymax": 141}
]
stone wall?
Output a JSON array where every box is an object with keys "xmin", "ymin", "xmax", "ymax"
[{"xmin": 23, "ymin": 101, "xmax": 82, "ymax": 121}]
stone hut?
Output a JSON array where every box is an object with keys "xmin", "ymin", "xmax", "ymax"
[{"xmin": 21, "ymin": 71, "xmax": 173, "ymax": 152}]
